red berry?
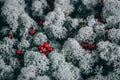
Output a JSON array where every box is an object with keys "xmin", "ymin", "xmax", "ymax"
[
  {"xmin": 42, "ymin": 51, "xmax": 48, "ymax": 55},
  {"xmin": 43, "ymin": 42, "xmax": 49, "ymax": 48},
  {"xmin": 7, "ymin": 34, "xmax": 13, "ymax": 39},
  {"xmin": 29, "ymin": 29, "xmax": 35, "ymax": 35},
  {"xmin": 38, "ymin": 45, "xmax": 44, "ymax": 51},
  {"xmin": 39, "ymin": 21, "xmax": 44, "ymax": 26},
  {"xmin": 48, "ymin": 47, "xmax": 53, "ymax": 52},
  {"xmin": 88, "ymin": 44, "xmax": 95, "ymax": 50},
  {"xmin": 82, "ymin": 42, "xmax": 89, "ymax": 48},
  {"xmin": 16, "ymin": 50, "xmax": 22, "ymax": 55}
]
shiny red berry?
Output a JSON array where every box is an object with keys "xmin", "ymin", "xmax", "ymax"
[
  {"xmin": 88, "ymin": 44, "xmax": 95, "ymax": 50},
  {"xmin": 7, "ymin": 34, "xmax": 13, "ymax": 39},
  {"xmin": 43, "ymin": 42, "xmax": 49, "ymax": 48},
  {"xmin": 42, "ymin": 51, "xmax": 48, "ymax": 55},
  {"xmin": 16, "ymin": 50, "xmax": 22, "ymax": 55},
  {"xmin": 82, "ymin": 42, "xmax": 89, "ymax": 48},
  {"xmin": 29, "ymin": 29, "xmax": 35, "ymax": 35},
  {"xmin": 38, "ymin": 45, "xmax": 44, "ymax": 51},
  {"xmin": 48, "ymin": 47, "xmax": 53, "ymax": 52}
]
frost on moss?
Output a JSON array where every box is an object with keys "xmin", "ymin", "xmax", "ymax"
[
  {"xmin": 55, "ymin": 0, "xmax": 74, "ymax": 15},
  {"xmin": 0, "ymin": 55, "xmax": 17, "ymax": 80},
  {"xmin": 81, "ymin": 0, "xmax": 99, "ymax": 9},
  {"xmin": 1, "ymin": 0, "xmax": 25, "ymax": 32},
  {"xmin": 108, "ymin": 28, "xmax": 120, "ymax": 44},
  {"xmin": 33, "ymin": 33, "xmax": 48, "ymax": 45},
  {"xmin": 44, "ymin": 8, "xmax": 67, "ymax": 39},
  {"xmin": 36, "ymin": 75, "xmax": 50, "ymax": 80},
  {"xmin": 24, "ymin": 51, "xmax": 49, "ymax": 75},
  {"xmin": 102, "ymin": 0, "xmax": 120, "ymax": 26},
  {"xmin": 97, "ymin": 41, "xmax": 120, "ymax": 62},
  {"xmin": 19, "ymin": 13, "xmax": 37, "ymax": 38},
  {"xmin": 62, "ymin": 38, "xmax": 85, "ymax": 63},
  {"xmin": 31, "ymin": 0, "xmax": 48, "ymax": 16},
  {"xmin": 0, "ymin": 38, "xmax": 16, "ymax": 56},
  {"xmin": 75, "ymin": 26, "xmax": 96, "ymax": 43},
  {"xmin": 62, "ymin": 38, "xmax": 98, "ymax": 74},
  {"xmin": 17, "ymin": 65, "xmax": 36, "ymax": 80},
  {"xmin": 48, "ymin": 52, "xmax": 77, "ymax": 80}
]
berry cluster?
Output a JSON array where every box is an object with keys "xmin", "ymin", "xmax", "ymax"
[
  {"xmin": 7, "ymin": 34, "xmax": 13, "ymax": 39},
  {"xmin": 7, "ymin": 31, "xmax": 54, "ymax": 56},
  {"xmin": 38, "ymin": 42, "xmax": 54, "ymax": 55},
  {"xmin": 81, "ymin": 42, "xmax": 95, "ymax": 50}
]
